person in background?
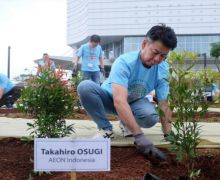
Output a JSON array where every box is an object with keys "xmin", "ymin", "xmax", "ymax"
[
  {"xmin": 37, "ymin": 53, "xmax": 56, "ymax": 75},
  {"xmin": 0, "ymin": 73, "xmax": 21, "ymax": 108},
  {"xmin": 204, "ymin": 82, "xmax": 220, "ymax": 102},
  {"xmin": 72, "ymin": 35, "xmax": 105, "ymax": 84}
]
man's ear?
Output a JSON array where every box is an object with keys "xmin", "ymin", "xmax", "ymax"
[{"xmin": 142, "ymin": 39, "xmax": 147, "ymax": 49}]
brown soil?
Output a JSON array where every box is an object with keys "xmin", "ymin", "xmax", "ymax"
[
  {"xmin": 0, "ymin": 138, "xmax": 220, "ymax": 180},
  {"xmin": 0, "ymin": 108, "xmax": 32, "ymax": 119},
  {"xmin": 201, "ymin": 112, "xmax": 220, "ymax": 122},
  {"xmin": 0, "ymin": 108, "xmax": 118, "ymax": 121},
  {"xmin": 171, "ymin": 112, "xmax": 220, "ymax": 123},
  {"xmin": 209, "ymin": 103, "xmax": 220, "ymax": 108},
  {"xmin": 0, "ymin": 108, "xmax": 220, "ymax": 122}
]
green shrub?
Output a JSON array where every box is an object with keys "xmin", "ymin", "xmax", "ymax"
[
  {"xmin": 167, "ymin": 51, "xmax": 209, "ymax": 179},
  {"xmin": 18, "ymin": 65, "xmax": 74, "ymax": 138},
  {"xmin": 69, "ymin": 72, "xmax": 83, "ymax": 112}
]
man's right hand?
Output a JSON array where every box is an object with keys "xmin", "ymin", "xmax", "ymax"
[
  {"xmin": 134, "ymin": 133, "xmax": 166, "ymax": 161},
  {"xmin": 72, "ymin": 64, "xmax": 78, "ymax": 76}
]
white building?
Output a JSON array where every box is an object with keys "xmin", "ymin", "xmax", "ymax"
[{"xmin": 67, "ymin": 0, "xmax": 220, "ymax": 70}]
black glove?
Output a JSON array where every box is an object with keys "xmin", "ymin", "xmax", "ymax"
[
  {"xmin": 163, "ymin": 134, "xmax": 169, "ymax": 142},
  {"xmin": 134, "ymin": 133, "xmax": 166, "ymax": 161},
  {"xmin": 72, "ymin": 64, "xmax": 79, "ymax": 77},
  {"xmin": 163, "ymin": 131, "xmax": 173, "ymax": 142},
  {"xmin": 100, "ymin": 66, "xmax": 105, "ymax": 76}
]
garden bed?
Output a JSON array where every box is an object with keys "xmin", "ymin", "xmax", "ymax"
[
  {"xmin": 0, "ymin": 138, "xmax": 220, "ymax": 180},
  {"xmin": 0, "ymin": 108, "xmax": 219, "ymax": 122},
  {"xmin": 0, "ymin": 108, "xmax": 116, "ymax": 121},
  {"xmin": 209, "ymin": 103, "xmax": 220, "ymax": 108}
]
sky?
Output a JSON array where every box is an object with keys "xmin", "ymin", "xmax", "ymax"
[{"xmin": 0, "ymin": 0, "xmax": 72, "ymax": 79}]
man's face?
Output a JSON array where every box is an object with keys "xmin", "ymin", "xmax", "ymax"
[
  {"xmin": 43, "ymin": 55, "xmax": 50, "ymax": 61},
  {"xmin": 90, "ymin": 41, "xmax": 99, "ymax": 48},
  {"xmin": 140, "ymin": 38, "xmax": 170, "ymax": 67}
]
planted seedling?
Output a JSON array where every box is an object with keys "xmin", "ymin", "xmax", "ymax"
[
  {"xmin": 18, "ymin": 65, "xmax": 75, "ymax": 138},
  {"xmin": 166, "ymin": 51, "xmax": 209, "ymax": 179}
]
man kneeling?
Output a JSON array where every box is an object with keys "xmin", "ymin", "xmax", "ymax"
[{"xmin": 77, "ymin": 24, "xmax": 177, "ymax": 160}]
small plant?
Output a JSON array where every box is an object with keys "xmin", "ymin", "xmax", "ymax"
[
  {"xmin": 167, "ymin": 51, "xmax": 209, "ymax": 179},
  {"xmin": 71, "ymin": 71, "xmax": 83, "ymax": 87},
  {"xmin": 28, "ymin": 173, "xmax": 34, "ymax": 180},
  {"xmin": 18, "ymin": 64, "xmax": 74, "ymax": 138},
  {"xmin": 190, "ymin": 169, "xmax": 201, "ymax": 180},
  {"xmin": 69, "ymin": 71, "xmax": 83, "ymax": 112}
]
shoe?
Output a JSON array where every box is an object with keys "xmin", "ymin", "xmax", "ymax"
[
  {"xmin": 93, "ymin": 129, "xmax": 114, "ymax": 139},
  {"xmin": 119, "ymin": 121, "xmax": 133, "ymax": 137},
  {"xmin": 6, "ymin": 103, "xmax": 13, "ymax": 109}
]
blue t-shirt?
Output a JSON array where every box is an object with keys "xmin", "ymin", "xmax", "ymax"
[
  {"xmin": 77, "ymin": 43, "xmax": 102, "ymax": 72},
  {"xmin": 38, "ymin": 60, "xmax": 56, "ymax": 70},
  {"xmin": 0, "ymin": 73, "xmax": 15, "ymax": 94},
  {"xmin": 101, "ymin": 51, "xmax": 170, "ymax": 103}
]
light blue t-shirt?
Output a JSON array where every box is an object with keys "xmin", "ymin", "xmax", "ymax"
[
  {"xmin": 101, "ymin": 51, "xmax": 170, "ymax": 103},
  {"xmin": 38, "ymin": 60, "xmax": 56, "ymax": 70},
  {"xmin": 77, "ymin": 43, "xmax": 102, "ymax": 72},
  {"xmin": 0, "ymin": 73, "xmax": 15, "ymax": 94}
]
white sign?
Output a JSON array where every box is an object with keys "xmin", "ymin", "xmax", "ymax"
[{"xmin": 34, "ymin": 138, "xmax": 110, "ymax": 172}]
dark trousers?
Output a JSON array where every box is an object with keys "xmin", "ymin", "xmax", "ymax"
[{"xmin": 0, "ymin": 86, "xmax": 22, "ymax": 107}]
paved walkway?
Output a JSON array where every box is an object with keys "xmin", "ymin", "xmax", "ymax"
[
  {"xmin": 172, "ymin": 107, "xmax": 220, "ymax": 113},
  {"xmin": 0, "ymin": 117, "xmax": 220, "ymax": 148},
  {"xmin": 207, "ymin": 107, "xmax": 220, "ymax": 112}
]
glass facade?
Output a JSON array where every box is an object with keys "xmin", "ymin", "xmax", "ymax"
[
  {"xmin": 176, "ymin": 35, "xmax": 220, "ymax": 57},
  {"xmin": 123, "ymin": 37, "xmax": 144, "ymax": 53},
  {"xmin": 102, "ymin": 35, "xmax": 220, "ymax": 60},
  {"xmin": 102, "ymin": 40, "xmax": 123, "ymax": 60},
  {"xmin": 122, "ymin": 35, "xmax": 220, "ymax": 58},
  {"xmin": 102, "ymin": 35, "xmax": 220, "ymax": 76}
]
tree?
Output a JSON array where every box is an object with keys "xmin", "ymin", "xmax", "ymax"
[{"xmin": 210, "ymin": 42, "xmax": 220, "ymax": 72}]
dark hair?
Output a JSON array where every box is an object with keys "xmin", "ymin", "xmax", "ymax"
[
  {"xmin": 43, "ymin": 53, "xmax": 48, "ymax": 56},
  {"xmin": 146, "ymin": 24, "xmax": 177, "ymax": 50},
  {"xmin": 90, "ymin": 35, "xmax": 101, "ymax": 43}
]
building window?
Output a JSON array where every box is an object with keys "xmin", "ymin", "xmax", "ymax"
[
  {"xmin": 176, "ymin": 35, "xmax": 220, "ymax": 57},
  {"xmin": 103, "ymin": 35, "xmax": 220, "ymax": 61},
  {"xmin": 124, "ymin": 37, "xmax": 144, "ymax": 53},
  {"xmin": 102, "ymin": 40, "xmax": 123, "ymax": 60}
]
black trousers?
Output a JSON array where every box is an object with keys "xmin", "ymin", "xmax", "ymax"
[{"xmin": 0, "ymin": 86, "xmax": 22, "ymax": 107}]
